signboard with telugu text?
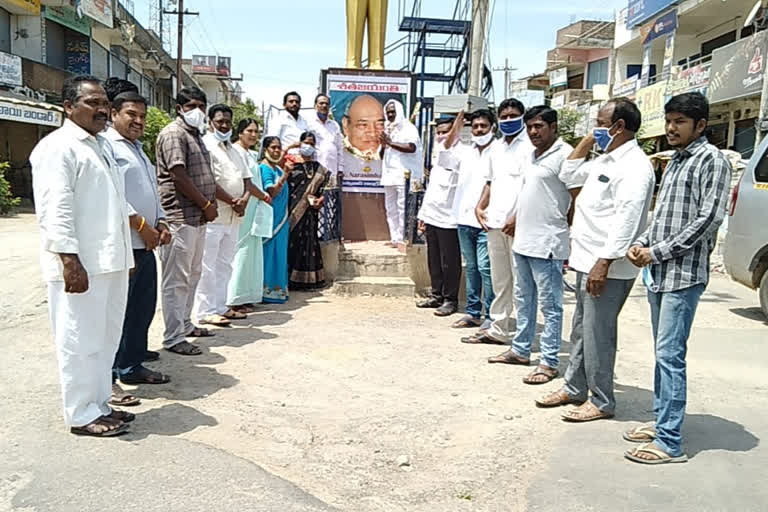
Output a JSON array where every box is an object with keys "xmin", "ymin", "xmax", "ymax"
[
  {"xmin": 548, "ymin": 67, "xmax": 567, "ymax": 88},
  {"xmin": 636, "ymin": 80, "xmax": 668, "ymax": 138},
  {"xmin": 0, "ymin": 100, "xmax": 63, "ymax": 127},
  {"xmin": 626, "ymin": 0, "xmax": 678, "ymax": 29},
  {"xmin": 0, "ymin": 51, "xmax": 22, "ymax": 87},
  {"xmin": 44, "ymin": 4, "xmax": 90, "ymax": 36},
  {"xmin": 709, "ymin": 30, "xmax": 768, "ymax": 104}
]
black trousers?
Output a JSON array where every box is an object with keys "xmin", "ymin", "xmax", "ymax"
[
  {"xmin": 113, "ymin": 249, "xmax": 157, "ymax": 376},
  {"xmin": 425, "ymin": 224, "xmax": 461, "ymax": 305}
]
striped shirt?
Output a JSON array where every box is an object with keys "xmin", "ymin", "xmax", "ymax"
[{"xmin": 634, "ymin": 136, "xmax": 731, "ymax": 292}]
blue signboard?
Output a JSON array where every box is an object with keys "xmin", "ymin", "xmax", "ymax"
[
  {"xmin": 643, "ymin": 10, "xmax": 677, "ymax": 44},
  {"xmin": 626, "ymin": 0, "xmax": 678, "ymax": 28}
]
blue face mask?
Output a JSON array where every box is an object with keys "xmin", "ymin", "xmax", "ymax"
[
  {"xmin": 592, "ymin": 124, "xmax": 617, "ymax": 152},
  {"xmin": 317, "ymin": 112, "xmax": 328, "ymax": 121},
  {"xmin": 499, "ymin": 116, "xmax": 524, "ymax": 136}
]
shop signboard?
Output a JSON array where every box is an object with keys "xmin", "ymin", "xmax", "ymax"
[
  {"xmin": 0, "ymin": 100, "xmax": 63, "ymax": 127},
  {"xmin": 325, "ymin": 71, "xmax": 411, "ymax": 193},
  {"xmin": 44, "ymin": 4, "xmax": 91, "ymax": 36},
  {"xmin": 709, "ymin": 30, "xmax": 768, "ymax": 104},
  {"xmin": 548, "ymin": 67, "xmax": 567, "ymax": 88},
  {"xmin": 76, "ymin": 0, "xmax": 113, "ymax": 28},
  {"xmin": 1, "ymin": 0, "xmax": 40, "ymax": 15},
  {"xmin": 636, "ymin": 80, "xmax": 668, "ymax": 138},
  {"xmin": 643, "ymin": 9, "xmax": 677, "ymax": 45},
  {"xmin": 626, "ymin": 0, "xmax": 678, "ymax": 29},
  {"xmin": 192, "ymin": 55, "xmax": 216, "ymax": 73},
  {"xmin": 216, "ymin": 56, "xmax": 231, "ymax": 77},
  {"xmin": 0, "ymin": 51, "xmax": 22, "ymax": 87}
]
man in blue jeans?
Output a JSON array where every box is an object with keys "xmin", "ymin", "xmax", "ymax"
[
  {"xmin": 626, "ymin": 92, "xmax": 731, "ymax": 465},
  {"xmin": 488, "ymin": 106, "xmax": 584, "ymax": 385},
  {"xmin": 442, "ymin": 109, "xmax": 497, "ymax": 331}
]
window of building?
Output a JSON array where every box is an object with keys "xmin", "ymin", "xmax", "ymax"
[
  {"xmin": 0, "ymin": 8, "xmax": 11, "ymax": 54},
  {"xmin": 755, "ymin": 150, "xmax": 768, "ymax": 183},
  {"xmin": 626, "ymin": 64, "xmax": 656, "ymax": 80},
  {"xmin": 734, "ymin": 119, "xmax": 756, "ymax": 160},
  {"xmin": 45, "ymin": 20, "xmax": 90, "ymax": 74},
  {"xmin": 586, "ymin": 58, "xmax": 609, "ymax": 90},
  {"xmin": 701, "ymin": 30, "xmax": 736, "ymax": 57},
  {"xmin": 90, "ymin": 41, "xmax": 109, "ymax": 80}
]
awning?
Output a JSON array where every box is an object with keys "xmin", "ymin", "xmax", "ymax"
[{"xmin": 0, "ymin": 93, "xmax": 63, "ymax": 128}]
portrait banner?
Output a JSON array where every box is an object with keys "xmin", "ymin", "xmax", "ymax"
[{"xmin": 326, "ymin": 72, "xmax": 411, "ymax": 194}]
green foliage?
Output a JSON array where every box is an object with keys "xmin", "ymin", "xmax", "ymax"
[
  {"xmin": 637, "ymin": 127, "xmax": 659, "ymax": 154},
  {"xmin": 142, "ymin": 107, "xmax": 173, "ymax": 163},
  {"xmin": 0, "ymin": 161, "xmax": 21, "ymax": 216},
  {"xmin": 232, "ymin": 98, "xmax": 263, "ymax": 132},
  {"xmin": 557, "ymin": 107, "xmax": 584, "ymax": 147}
]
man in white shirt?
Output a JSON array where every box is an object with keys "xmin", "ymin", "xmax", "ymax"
[
  {"xmin": 488, "ymin": 106, "xmax": 584, "ymax": 385},
  {"xmin": 464, "ymin": 98, "xmax": 532, "ymax": 345},
  {"xmin": 306, "ymin": 93, "xmax": 344, "ymax": 187},
  {"xmin": 380, "ymin": 99, "xmax": 423, "ymax": 246},
  {"xmin": 416, "ymin": 117, "xmax": 462, "ymax": 316},
  {"xmin": 536, "ymin": 98, "xmax": 655, "ymax": 421},
  {"xmin": 445, "ymin": 109, "xmax": 497, "ymax": 331},
  {"xmin": 195, "ymin": 104, "xmax": 251, "ymax": 326},
  {"xmin": 267, "ymin": 91, "xmax": 308, "ymax": 154},
  {"xmin": 105, "ymin": 90, "xmax": 172, "ymax": 398},
  {"xmin": 31, "ymin": 76, "xmax": 134, "ymax": 437}
]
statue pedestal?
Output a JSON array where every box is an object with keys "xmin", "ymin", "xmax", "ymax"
[{"xmin": 341, "ymin": 192, "xmax": 389, "ymax": 241}]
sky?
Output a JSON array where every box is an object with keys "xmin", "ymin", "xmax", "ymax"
[{"xmin": 131, "ymin": 0, "xmax": 627, "ymax": 110}]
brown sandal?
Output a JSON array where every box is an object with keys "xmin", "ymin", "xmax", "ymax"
[
  {"xmin": 461, "ymin": 333, "xmax": 506, "ymax": 345},
  {"xmin": 561, "ymin": 401, "xmax": 614, "ymax": 422},
  {"xmin": 535, "ymin": 388, "xmax": 585, "ymax": 408},
  {"xmin": 487, "ymin": 350, "xmax": 530, "ymax": 365},
  {"xmin": 70, "ymin": 418, "xmax": 129, "ymax": 437},
  {"xmin": 522, "ymin": 365, "xmax": 559, "ymax": 385},
  {"xmin": 110, "ymin": 383, "xmax": 140, "ymax": 407}
]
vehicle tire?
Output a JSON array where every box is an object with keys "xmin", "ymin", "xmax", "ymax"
[{"xmin": 760, "ymin": 270, "xmax": 768, "ymax": 321}]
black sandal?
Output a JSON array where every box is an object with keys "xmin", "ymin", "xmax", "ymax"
[
  {"xmin": 165, "ymin": 341, "xmax": 202, "ymax": 356},
  {"xmin": 187, "ymin": 326, "xmax": 215, "ymax": 338},
  {"xmin": 106, "ymin": 410, "xmax": 136, "ymax": 423},
  {"xmin": 120, "ymin": 365, "xmax": 171, "ymax": 385},
  {"xmin": 70, "ymin": 419, "xmax": 129, "ymax": 437}
]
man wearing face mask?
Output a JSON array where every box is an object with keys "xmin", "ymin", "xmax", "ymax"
[
  {"xmin": 380, "ymin": 99, "xmax": 423, "ymax": 247},
  {"xmin": 462, "ymin": 98, "xmax": 532, "ymax": 345},
  {"xmin": 306, "ymin": 94, "xmax": 344, "ymax": 187},
  {"xmin": 267, "ymin": 91, "xmax": 308, "ymax": 155},
  {"xmin": 195, "ymin": 104, "xmax": 252, "ymax": 327},
  {"xmin": 156, "ymin": 86, "xmax": 217, "ymax": 356},
  {"xmin": 535, "ymin": 98, "xmax": 655, "ymax": 423},
  {"xmin": 488, "ymin": 106, "xmax": 583, "ymax": 385},
  {"xmin": 416, "ymin": 116, "xmax": 462, "ymax": 316},
  {"xmin": 446, "ymin": 109, "xmax": 497, "ymax": 331}
]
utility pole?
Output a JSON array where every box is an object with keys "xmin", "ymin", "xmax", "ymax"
[
  {"xmin": 164, "ymin": 0, "xmax": 198, "ymax": 94},
  {"xmin": 468, "ymin": 0, "xmax": 490, "ymax": 97},
  {"xmin": 493, "ymin": 58, "xmax": 517, "ymax": 99}
]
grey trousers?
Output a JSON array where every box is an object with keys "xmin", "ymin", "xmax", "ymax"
[
  {"xmin": 564, "ymin": 271, "xmax": 635, "ymax": 413},
  {"xmin": 157, "ymin": 223, "xmax": 207, "ymax": 349}
]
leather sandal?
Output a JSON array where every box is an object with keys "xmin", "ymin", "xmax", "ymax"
[
  {"xmin": 535, "ymin": 388, "xmax": 585, "ymax": 408},
  {"xmin": 487, "ymin": 350, "xmax": 530, "ymax": 365},
  {"xmin": 561, "ymin": 401, "xmax": 614, "ymax": 422}
]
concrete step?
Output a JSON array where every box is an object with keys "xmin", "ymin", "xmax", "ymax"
[
  {"xmin": 337, "ymin": 249, "xmax": 411, "ymax": 278},
  {"xmin": 331, "ymin": 276, "xmax": 416, "ymax": 297}
]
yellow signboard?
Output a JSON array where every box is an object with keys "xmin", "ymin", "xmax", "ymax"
[
  {"xmin": 636, "ymin": 80, "xmax": 668, "ymax": 139},
  {"xmin": 1, "ymin": 0, "xmax": 41, "ymax": 15}
]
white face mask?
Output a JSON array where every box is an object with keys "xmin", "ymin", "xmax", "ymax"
[
  {"xmin": 299, "ymin": 143, "xmax": 316, "ymax": 158},
  {"xmin": 181, "ymin": 107, "xmax": 206, "ymax": 132},
  {"xmin": 472, "ymin": 131, "xmax": 494, "ymax": 147},
  {"xmin": 213, "ymin": 129, "xmax": 232, "ymax": 142}
]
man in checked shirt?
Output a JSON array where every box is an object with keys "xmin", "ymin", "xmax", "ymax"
[{"xmin": 625, "ymin": 92, "xmax": 731, "ymax": 465}]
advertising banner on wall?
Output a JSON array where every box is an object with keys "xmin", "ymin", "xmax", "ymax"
[
  {"xmin": 613, "ymin": 75, "xmax": 639, "ymax": 98},
  {"xmin": 666, "ymin": 63, "xmax": 711, "ymax": 98},
  {"xmin": 0, "ymin": 51, "xmax": 22, "ymax": 87},
  {"xmin": 626, "ymin": 0, "xmax": 678, "ymax": 29},
  {"xmin": 325, "ymin": 72, "xmax": 412, "ymax": 193},
  {"xmin": 709, "ymin": 30, "xmax": 768, "ymax": 104},
  {"xmin": 636, "ymin": 80, "xmax": 668, "ymax": 138},
  {"xmin": 75, "ymin": 0, "xmax": 113, "ymax": 28},
  {"xmin": 643, "ymin": 9, "xmax": 677, "ymax": 44},
  {"xmin": 548, "ymin": 67, "xmax": 567, "ymax": 88}
]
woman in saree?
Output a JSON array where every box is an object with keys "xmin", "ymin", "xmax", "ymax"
[
  {"xmin": 227, "ymin": 118, "xmax": 274, "ymax": 313},
  {"xmin": 287, "ymin": 132, "xmax": 330, "ymax": 290},
  {"xmin": 260, "ymin": 136, "xmax": 291, "ymax": 304}
]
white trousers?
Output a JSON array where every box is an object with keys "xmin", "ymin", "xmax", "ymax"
[
  {"xmin": 487, "ymin": 229, "xmax": 516, "ymax": 342},
  {"xmin": 195, "ymin": 223, "xmax": 239, "ymax": 320},
  {"xmin": 384, "ymin": 185, "xmax": 406, "ymax": 244},
  {"xmin": 48, "ymin": 270, "xmax": 129, "ymax": 427}
]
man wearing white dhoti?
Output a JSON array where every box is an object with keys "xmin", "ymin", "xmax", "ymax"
[{"xmin": 31, "ymin": 75, "xmax": 135, "ymax": 437}]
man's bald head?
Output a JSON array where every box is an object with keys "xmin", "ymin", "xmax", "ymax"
[{"xmin": 343, "ymin": 95, "xmax": 385, "ymax": 153}]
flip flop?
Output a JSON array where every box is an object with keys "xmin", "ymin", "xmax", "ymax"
[
  {"xmin": 623, "ymin": 424, "xmax": 657, "ymax": 443},
  {"xmin": 223, "ymin": 308, "xmax": 247, "ymax": 320},
  {"xmin": 109, "ymin": 383, "xmax": 141, "ymax": 407},
  {"xmin": 624, "ymin": 443, "xmax": 688, "ymax": 465},
  {"xmin": 452, "ymin": 315, "xmax": 482, "ymax": 329},
  {"xmin": 70, "ymin": 420, "xmax": 129, "ymax": 437},
  {"xmin": 199, "ymin": 315, "xmax": 231, "ymax": 326},
  {"xmin": 460, "ymin": 333, "xmax": 506, "ymax": 345},
  {"xmin": 187, "ymin": 326, "xmax": 215, "ymax": 338}
]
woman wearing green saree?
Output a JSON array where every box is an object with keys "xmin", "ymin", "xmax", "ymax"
[{"xmin": 227, "ymin": 119, "xmax": 274, "ymax": 312}]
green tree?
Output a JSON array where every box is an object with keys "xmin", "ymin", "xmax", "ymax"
[
  {"xmin": 557, "ymin": 107, "xmax": 584, "ymax": 147},
  {"xmin": 142, "ymin": 106, "xmax": 173, "ymax": 163},
  {"xmin": 0, "ymin": 161, "xmax": 21, "ymax": 216},
  {"xmin": 232, "ymin": 97, "xmax": 263, "ymax": 132}
]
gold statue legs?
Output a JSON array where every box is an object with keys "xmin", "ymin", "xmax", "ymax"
[{"xmin": 346, "ymin": 0, "xmax": 388, "ymax": 70}]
